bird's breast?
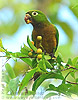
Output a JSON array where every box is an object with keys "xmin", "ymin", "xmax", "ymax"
[{"xmin": 32, "ymin": 24, "xmax": 57, "ymax": 53}]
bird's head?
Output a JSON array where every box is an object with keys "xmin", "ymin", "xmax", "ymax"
[{"xmin": 24, "ymin": 10, "xmax": 49, "ymax": 26}]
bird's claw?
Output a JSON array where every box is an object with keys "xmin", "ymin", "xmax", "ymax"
[{"xmin": 49, "ymin": 53, "xmax": 56, "ymax": 59}]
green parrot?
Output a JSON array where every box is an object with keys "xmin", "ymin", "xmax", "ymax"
[{"xmin": 24, "ymin": 10, "xmax": 59, "ymax": 57}]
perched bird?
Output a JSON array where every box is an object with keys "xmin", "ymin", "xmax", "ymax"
[{"xmin": 24, "ymin": 10, "xmax": 59, "ymax": 57}]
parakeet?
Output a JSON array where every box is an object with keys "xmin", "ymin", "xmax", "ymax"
[{"xmin": 24, "ymin": 10, "xmax": 59, "ymax": 57}]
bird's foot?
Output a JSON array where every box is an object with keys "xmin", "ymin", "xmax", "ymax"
[
  {"xmin": 49, "ymin": 53, "xmax": 56, "ymax": 59},
  {"xmin": 44, "ymin": 50, "xmax": 47, "ymax": 55}
]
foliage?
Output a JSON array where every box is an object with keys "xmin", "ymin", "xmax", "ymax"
[{"xmin": 0, "ymin": 37, "xmax": 78, "ymax": 99}]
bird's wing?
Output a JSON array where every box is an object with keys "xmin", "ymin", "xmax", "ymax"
[{"xmin": 55, "ymin": 26, "xmax": 59, "ymax": 52}]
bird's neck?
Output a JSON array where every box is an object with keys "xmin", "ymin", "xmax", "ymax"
[{"xmin": 32, "ymin": 21, "xmax": 50, "ymax": 30}]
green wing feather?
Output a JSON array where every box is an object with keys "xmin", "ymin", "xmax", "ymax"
[
  {"xmin": 55, "ymin": 26, "xmax": 59, "ymax": 51},
  {"xmin": 52, "ymin": 25, "xmax": 59, "ymax": 54}
]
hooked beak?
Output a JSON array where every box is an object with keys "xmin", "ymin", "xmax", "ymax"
[{"xmin": 24, "ymin": 14, "xmax": 32, "ymax": 24}]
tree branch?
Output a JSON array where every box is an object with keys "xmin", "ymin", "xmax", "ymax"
[
  {"xmin": 0, "ymin": 56, "xmax": 35, "ymax": 58},
  {"xmin": 2, "ymin": 58, "xmax": 10, "ymax": 67},
  {"xmin": 61, "ymin": 66, "xmax": 78, "ymax": 71},
  {"xmin": 66, "ymin": 81, "xmax": 78, "ymax": 84}
]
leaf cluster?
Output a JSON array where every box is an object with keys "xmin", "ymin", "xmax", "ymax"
[{"xmin": 0, "ymin": 37, "xmax": 78, "ymax": 99}]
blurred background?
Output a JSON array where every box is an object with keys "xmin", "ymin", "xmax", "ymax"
[
  {"xmin": 0, "ymin": 0, "xmax": 78, "ymax": 99},
  {"xmin": 0, "ymin": 0, "xmax": 78, "ymax": 80}
]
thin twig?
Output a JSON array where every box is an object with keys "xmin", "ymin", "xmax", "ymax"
[
  {"xmin": 19, "ymin": 56, "xmax": 35, "ymax": 58},
  {"xmin": 2, "ymin": 58, "xmax": 10, "ymax": 67},
  {"xmin": 66, "ymin": 81, "xmax": 78, "ymax": 84},
  {"xmin": 0, "ymin": 56, "xmax": 35, "ymax": 58},
  {"xmin": 0, "ymin": 56, "xmax": 7, "ymax": 57},
  {"xmin": 61, "ymin": 66, "xmax": 78, "ymax": 71}
]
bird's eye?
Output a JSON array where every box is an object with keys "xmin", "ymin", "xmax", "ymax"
[{"xmin": 32, "ymin": 12, "xmax": 38, "ymax": 16}]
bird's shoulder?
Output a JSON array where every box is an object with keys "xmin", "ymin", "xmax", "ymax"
[{"xmin": 32, "ymin": 24, "xmax": 56, "ymax": 34}]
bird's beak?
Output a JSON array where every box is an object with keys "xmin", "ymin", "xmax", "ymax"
[{"xmin": 24, "ymin": 14, "xmax": 32, "ymax": 24}]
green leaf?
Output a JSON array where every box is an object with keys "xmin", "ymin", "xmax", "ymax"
[
  {"xmin": 0, "ymin": 38, "xmax": 3, "ymax": 48},
  {"xmin": 4, "ymin": 84, "xmax": 10, "ymax": 94},
  {"xmin": 56, "ymin": 55, "xmax": 63, "ymax": 65},
  {"xmin": 70, "ymin": 72, "xmax": 75, "ymax": 78},
  {"xmin": 26, "ymin": 91, "xmax": 35, "ymax": 96},
  {"xmin": 10, "ymin": 55, "xmax": 17, "ymax": 61},
  {"xmin": 21, "ymin": 58, "xmax": 32, "ymax": 67},
  {"xmin": 48, "ymin": 83, "xmax": 71, "ymax": 96},
  {"xmin": 44, "ymin": 92, "xmax": 58, "ymax": 99},
  {"xmin": 24, "ymin": 44, "xmax": 31, "ymax": 51},
  {"xmin": 15, "ymin": 52, "xmax": 27, "ymax": 57},
  {"xmin": 5, "ymin": 63, "xmax": 16, "ymax": 79},
  {"xmin": 45, "ymin": 60, "xmax": 53, "ymax": 70},
  {"xmin": 9, "ymin": 52, "xmax": 28, "ymax": 58},
  {"xmin": 62, "ymin": 71, "xmax": 72, "ymax": 84},
  {"xmin": 68, "ymin": 85, "xmax": 78, "ymax": 96},
  {"xmin": 21, "ymin": 44, "xmax": 31, "ymax": 55},
  {"xmin": 48, "ymin": 84, "xmax": 56, "ymax": 91},
  {"xmin": 4, "ymin": 74, "xmax": 10, "ymax": 84},
  {"xmin": 27, "ymin": 36, "xmax": 37, "ymax": 52},
  {"xmin": 44, "ymin": 55, "xmax": 51, "ymax": 60},
  {"xmin": 38, "ymin": 59, "xmax": 47, "ymax": 72},
  {"xmin": 48, "ymin": 59, "xmax": 56, "ymax": 67},
  {"xmin": 0, "ymin": 48, "xmax": 5, "ymax": 52},
  {"xmin": 72, "ymin": 57, "xmax": 78, "ymax": 68},
  {"xmin": 19, "ymin": 67, "xmax": 38, "ymax": 94},
  {"xmin": 67, "ymin": 58, "xmax": 73, "ymax": 66},
  {"xmin": 8, "ymin": 78, "xmax": 19, "ymax": 95},
  {"xmin": 21, "ymin": 90, "xmax": 35, "ymax": 98},
  {"xmin": 76, "ymin": 78, "xmax": 78, "ymax": 82},
  {"xmin": 70, "ymin": 5, "xmax": 78, "ymax": 18},
  {"xmin": 32, "ymin": 58, "xmax": 37, "ymax": 68},
  {"xmin": 32, "ymin": 72, "xmax": 64, "ymax": 91}
]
